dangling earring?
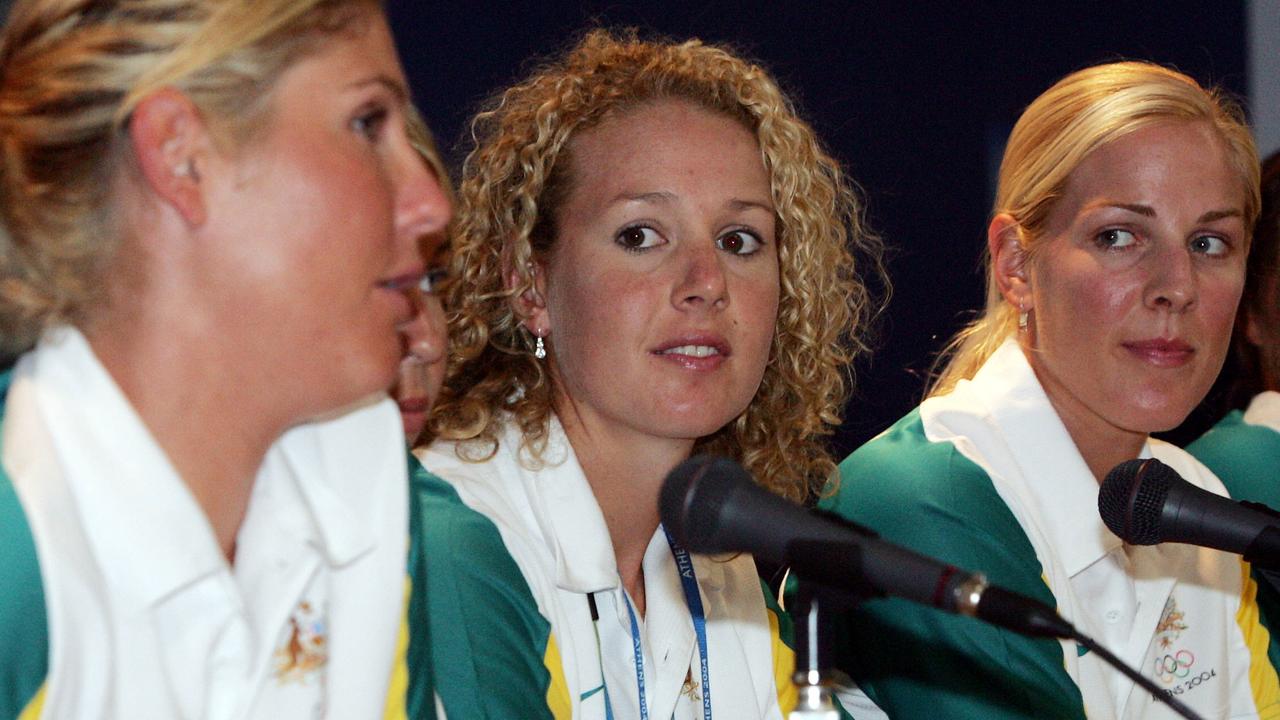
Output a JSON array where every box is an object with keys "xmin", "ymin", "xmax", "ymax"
[
  {"xmin": 1017, "ymin": 306, "xmax": 1029, "ymax": 332},
  {"xmin": 534, "ymin": 334, "xmax": 546, "ymax": 359}
]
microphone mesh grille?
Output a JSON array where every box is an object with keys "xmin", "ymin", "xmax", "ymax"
[{"xmin": 1098, "ymin": 459, "xmax": 1173, "ymax": 545}]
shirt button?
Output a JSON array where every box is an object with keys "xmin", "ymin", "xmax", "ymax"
[{"xmin": 1105, "ymin": 610, "xmax": 1121, "ymax": 623}]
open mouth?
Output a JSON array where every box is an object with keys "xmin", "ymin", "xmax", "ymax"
[{"xmin": 658, "ymin": 344, "xmax": 723, "ymax": 358}]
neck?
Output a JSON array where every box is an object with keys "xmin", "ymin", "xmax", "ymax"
[
  {"xmin": 556, "ymin": 407, "xmax": 694, "ymax": 618},
  {"xmin": 86, "ymin": 309, "xmax": 288, "ymax": 563},
  {"xmin": 1022, "ymin": 344, "xmax": 1147, "ymax": 482}
]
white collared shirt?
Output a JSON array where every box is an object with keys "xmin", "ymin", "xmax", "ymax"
[{"xmin": 3, "ymin": 327, "xmax": 408, "ymax": 719}]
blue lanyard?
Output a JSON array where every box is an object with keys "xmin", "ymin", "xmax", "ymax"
[{"xmin": 598, "ymin": 527, "xmax": 712, "ymax": 720}]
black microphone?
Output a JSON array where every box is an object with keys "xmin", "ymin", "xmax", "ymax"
[
  {"xmin": 659, "ymin": 454, "xmax": 1073, "ymax": 639},
  {"xmin": 1098, "ymin": 458, "xmax": 1280, "ymax": 570}
]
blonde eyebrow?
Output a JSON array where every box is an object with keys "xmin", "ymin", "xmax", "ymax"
[{"xmin": 348, "ymin": 74, "xmax": 409, "ymax": 103}]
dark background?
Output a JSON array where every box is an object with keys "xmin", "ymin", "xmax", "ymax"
[{"xmin": 388, "ymin": 1, "xmax": 1251, "ymax": 458}]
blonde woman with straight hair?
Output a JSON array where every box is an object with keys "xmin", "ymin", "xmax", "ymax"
[
  {"xmin": 409, "ymin": 29, "xmax": 883, "ymax": 719},
  {"xmin": 0, "ymin": 1, "xmax": 449, "ymax": 717},
  {"xmin": 822, "ymin": 61, "xmax": 1276, "ymax": 719}
]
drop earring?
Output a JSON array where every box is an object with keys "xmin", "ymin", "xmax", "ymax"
[
  {"xmin": 1017, "ymin": 306, "xmax": 1029, "ymax": 332},
  {"xmin": 534, "ymin": 334, "xmax": 546, "ymax": 359}
]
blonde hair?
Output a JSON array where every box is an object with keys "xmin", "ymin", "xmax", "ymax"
[
  {"xmin": 428, "ymin": 29, "xmax": 884, "ymax": 502},
  {"xmin": 0, "ymin": 0, "xmax": 379, "ymax": 360},
  {"xmin": 931, "ymin": 61, "xmax": 1260, "ymax": 397}
]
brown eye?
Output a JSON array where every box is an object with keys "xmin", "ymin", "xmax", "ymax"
[
  {"xmin": 615, "ymin": 226, "xmax": 661, "ymax": 252},
  {"xmin": 716, "ymin": 230, "xmax": 763, "ymax": 255}
]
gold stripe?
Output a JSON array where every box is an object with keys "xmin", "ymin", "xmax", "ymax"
[
  {"xmin": 17, "ymin": 683, "xmax": 45, "ymax": 720},
  {"xmin": 1236, "ymin": 561, "xmax": 1280, "ymax": 717},
  {"xmin": 543, "ymin": 634, "xmax": 572, "ymax": 719},
  {"xmin": 383, "ymin": 576, "xmax": 413, "ymax": 720},
  {"xmin": 768, "ymin": 605, "xmax": 798, "ymax": 714}
]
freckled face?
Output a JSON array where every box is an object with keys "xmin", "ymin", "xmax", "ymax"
[
  {"xmin": 1025, "ymin": 121, "xmax": 1248, "ymax": 436},
  {"xmin": 536, "ymin": 100, "xmax": 780, "ymax": 443}
]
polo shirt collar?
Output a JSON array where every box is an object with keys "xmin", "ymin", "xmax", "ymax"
[
  {"xmin": 518, "ymin": 416, "xmax": 726, "ymax": 597},
  {"xmin": 518, "ymin": 416, "xmax": 620, "ymax": 593},
  {"xmin": 25, "ymin": 327, "xmax": 391, "ymax": 608},
  {"xmin": 966, "ymin": 338, "xmax": 1146, "ymax": 577},
  {"xmin": 271, "ymin": 397, "xmax": 398, "ymax": 567}
]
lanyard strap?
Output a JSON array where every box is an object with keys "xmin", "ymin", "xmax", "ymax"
[
  {"xmin": 664, "ymin": 527, "xmax": 712, "ymax": 720},
  {"xmin": 596, "ymin": 528, "xmax": 712, "ymax": 720}
]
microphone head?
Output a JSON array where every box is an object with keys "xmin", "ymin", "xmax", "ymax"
[
  {"xmin": 659, "ymin": 454, "xmax": 750, "ymax": 552},
  {"xmin": 1098, "ymin": 458, "xmax": 1177, "ymax": 545}
]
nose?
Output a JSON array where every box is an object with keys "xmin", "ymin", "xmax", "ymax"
[
  {"xmin": 402, "ymin": 288, "xmax": 447, "ymax": 365},
  {"xmin": 1145, "ymin": 243, "xmax": 1197, "ymax": 313},
  {"xmin": 393, "ymin": 142, "xmax": 452, "ymax": 247},
  {"xmin": 671, "ymin": 241, "xmax": 728, "ymax": 311}
]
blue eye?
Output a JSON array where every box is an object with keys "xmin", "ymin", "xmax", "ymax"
[
  {"xmin": 716, "ymin": 229, "xmax": 764, "ymax": 255},
  {"xmin": 1096, "ymin": 228, "xmax": 1137, "ymax": 249},
  {"xmin": 352, "ymin": 106, "xmax": 389, "ymax": 140},
  {"xmin": 616, "ymin": 225, "xmax": 663, "ymax": 252},
  {"xmin": 1189, "ymin": 235, "xmax": 1229, "ymax": 257}
]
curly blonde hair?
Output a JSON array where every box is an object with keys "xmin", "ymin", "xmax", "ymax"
[
  {"xmin": 0, "ymin": 0, "xmax": 379, "ymax": 360},
  {"xmin": 930, "ymin": 60, "xmax": 1260, "ymax": 397},
  {"xmin": 427, "ymin": 29, "xmax": 883, "ymax": 502}
]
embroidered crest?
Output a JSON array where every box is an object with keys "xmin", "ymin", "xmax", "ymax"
[
  {"xmin": 681, "ymin": 669, "xmax": 701, "ymax": 703},
  {"xmin": 1154, "ymin": 596, "xmax": 1188, "ymax": 650},
  {"xmin": 274, "ymin": 600, "xmax": 328, "ymax": 684}
]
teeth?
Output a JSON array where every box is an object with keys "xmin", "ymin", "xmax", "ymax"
[{"xmin": 662, "ymin": 345, "xmax": 720, "ymax": 357}]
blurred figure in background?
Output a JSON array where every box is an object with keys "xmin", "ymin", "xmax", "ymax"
[
  {"xmin": 1187, "ymin": 149, "xmax": 1280, "ymax": 671},
  {"xmin": 395, "ymin": 109, "xmax": 453, "ymax": 446}
]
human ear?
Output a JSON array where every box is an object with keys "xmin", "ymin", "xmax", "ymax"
[
  {"xmin": 127, "ymin": 88, "xmax": 211, "ymax": 227},
  {"xmin": 1245, "ymin": 305, "xmax": 1266, "ymax": 348},
  {"xmin": 989, "ymin": 213, "xmax": 1032, "ymax": 312},
  {"xmin": 506, "ymin": 257, "xmax": 550, "ymax": 336}
]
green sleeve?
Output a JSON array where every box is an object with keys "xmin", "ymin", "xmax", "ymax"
[
  {"xmin": 406, "ymin": 457, "xmax": 557, "ymax": 720},
  {"xmin": 820, "ymin": 409, "xmax": 1085, "ymax": 720},
  {"xmin": 1187, "ymin": 411, "xmax": 1280, "ymax": 509},
  {"xmin": 1188, "ymin": 412, "xmax": 1280, "ymax": 674},
  {"xmin": 0, "ymin": 370, "xmax": 49, "ymax": 720}
]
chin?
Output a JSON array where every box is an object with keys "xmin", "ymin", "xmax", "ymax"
[
  {"xmin": 1114, "ymin": 401, "xmax": 1197, "ymax": 435},
  {"xmin": 659, "ymin": 408, "xmax": 746, "ymax": 441}
]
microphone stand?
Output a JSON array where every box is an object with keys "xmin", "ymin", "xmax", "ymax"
[
  {"xmin": 790, "ymin": 576, "xmax": 1206, "ymax": 720},
  {"xmin": 788, "ymin": 582, "xmax": 841, "ymax": 720}
]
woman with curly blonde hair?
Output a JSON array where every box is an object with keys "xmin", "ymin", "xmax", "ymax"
[
  {"xmin": 823, "ymin": 61, "xmax": 1275, "ymax": 719},
  {"xmin": 0, "ymin": 0, "xmax": 449, "ymax": 716},
  {"xmin": 409, "ymin": 29, "xmax": 881, "ymax": 719}
]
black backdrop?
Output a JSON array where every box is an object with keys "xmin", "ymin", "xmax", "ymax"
[{"xmin": 388, "ymin": 1, "xmax": 1249, "ymax": 458}]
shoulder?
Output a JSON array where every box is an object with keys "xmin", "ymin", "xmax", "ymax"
[
  {"xmin": 407, "ymin": 454, "xmax": 531, "ymax": 589},
  {"xmin": 404, "ymin": 455, "xmax": 561, "ymax": 719},
  {"xmin": 824, "ymin": 406, "xmax": 1048, "ymax": 596},
  {"xmin": 1186, "ymin": 412, "xmax": 1280, "ymax": 506},
  {"xmin": 826, "ymin": 407, "xmax": 1010, "ymax": 534}
]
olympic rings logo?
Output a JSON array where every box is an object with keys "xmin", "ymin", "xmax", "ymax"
[{"xmin": 1153, "ymin": 650, "xmax": 1195, "ymax": 684}]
